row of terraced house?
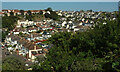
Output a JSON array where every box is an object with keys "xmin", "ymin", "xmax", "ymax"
[{"xmin": 5, "ymin": 34, "xmax": 46, "ymax": 62}]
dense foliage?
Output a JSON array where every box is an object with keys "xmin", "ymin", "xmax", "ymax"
[
  {"xmin": 2, "ymin": 16, "xmax": 19, "ymax": 41},
  {"xmin": 2, "ymin": 56, "xmax": 25, "ymax": 70},
  {"xmin": 44, "ymin": 8, "xmax": 60, "ymax": 20},
  {"xmin": 2, "ymin": 16, "xmax": 18, "ymax": 30},
  {"xmin": 32, "ymin": 14, "xmax": 120, "ymax": 71},
  {"xmin": 20, "ymin": 10, "xmax": 24, "ymax": 15}
]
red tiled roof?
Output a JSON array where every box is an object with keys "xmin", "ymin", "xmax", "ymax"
[
  {"xmin": 14, "ymin": 10, "xmax": 20, "ymax": 13},
  {"xmin": 30, "ymin": 10, "xmax": 40, "ymax": 12},
  {"xmin": 24, "ymin": 11, "xmax": 28, "ymax": 13},
  {"xmin": 0, "ymin": 12, "xmax": 2, "ymax": 14},
  {"xmin": 2, "ymin": 10, "xmax": 8, "ymax": 12}
]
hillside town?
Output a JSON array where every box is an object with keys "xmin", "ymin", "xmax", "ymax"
[{"xmin": 1, "ymin": 9, "xmax": 118, "ymax": 70}]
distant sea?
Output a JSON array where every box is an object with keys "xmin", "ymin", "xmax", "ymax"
[{"xmin": 2, "ymin": 2, "xmax": 118, "ymax": 12}]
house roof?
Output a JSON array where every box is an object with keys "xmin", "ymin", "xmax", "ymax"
[
  {"xmin": 25, "ymin": 33, "xmax": 41, "ymax": 38},
  {"xmin": 2, "ymin": 10, "xmax": 8, "ymax": 12},
  {"xmin": 9, "ymin": 34, "xmax": 41, "ymax": 50},
  {"xmin": 14, "ymin": 10, "xmax": 20, "ymax": 13},
  {"xmin": 27, "ymin": 27, "xmax": 38, "ymax": 31},
  {"xmin": 0, "ymin": 12, "xmax": 2, "ymax": 14},
  {"xmin": 74, "ymin": 25, "xmax": 90, "ymax": 30},
  {"xmin": 30, "ymin": 10, "xmax": 40, "ymax": 13}
]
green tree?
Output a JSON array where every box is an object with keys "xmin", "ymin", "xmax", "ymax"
[
  {"xmin": 39, "ymin": 10, "xmax": 43, "ymax": 15},
  {"xmin": 28, "ymin": 10, "xmax": 32, "ymax": 15},
  {"xmin": 26, "ymin": 15, "xmax": 34, "ymax": 21},
  {"xmin": 20, "ymin": 10, "xmax": 24, "ymax": 15},
  {"xmin": 10, "ymin": 12, "xmax": 14, "ymax": 16},
  {"xmin": 44, "ymin": 13, "xmax": 50, "ymax": 18},
  {"xmin": 2, "ymin": 56, "xmax": 25, "ymax": 70},
  {"xmin": 32, "ymin": 12, "xmax": 120, "ymax": 71},
  {"xmin": 49, "ymin": 11, "xmax": 59, "ymax": 20},
  {"xmin": 2, "ymin": 16, "xmax": 18, "ymax": 41},
  {"xmin": 46, "ymin": 7, "xmax": 52, "ymax": 12}
]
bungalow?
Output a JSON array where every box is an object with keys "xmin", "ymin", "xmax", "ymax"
[
  {"xmin": 58, "ymin": 13, "xmax": 62, "ymax": 16},
  {"xmin": 74, "ymin": 27, "xmax": 80, "ymax": 32},
  {"xmin": 21, "ymin": 29, "xmax": 28, "ymax": 34},
  {"xmin": 74, "ymin": 25, "xmax": 90, "ymax": 32},
  {"xmin": 24, "ymin": 11, "xmax": 28, "ymax": 15},
  {"xmin": 31, "ymin": 10, "xmax": 40, "ymax": 14},
  {"xmin": 42, "ymin": 32, "xmax": 51, "ymax": 38},
  {"xmin": 2, "ymin": 10, "xmax": 8, "ymax": 14},
  {"xmin": 27, "ymin": 27, "xmax": 38, "ymax": 33},
  {"xmin": 40, "ymin": 25, "xmax": 52, "ymax": 30},
  {"xmin": 13, "ymin": 10, "xmax": 21, "ymax": 16},
  {"xmin": 13, "ymin": 30, "xmax": 20, "ymax": 35}
]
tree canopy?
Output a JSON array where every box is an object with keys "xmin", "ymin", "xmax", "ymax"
[
  {"xmin": 2, "ymin": 16, "xmax": 19, "ymax": 41},
  {"xmin": 20, "ymin": 10, "xmax": 24, "ymax": 15},
  {"xmin": 2, "ymin": 56, "xmax": 25, "ymax": 70},
  {"xmin": 32, "ymin": 13, "xmax": 120, "ymax": 71},
  {"xmin": 44, "ymin": 8, "xmax": 60, "ymax": 20}
]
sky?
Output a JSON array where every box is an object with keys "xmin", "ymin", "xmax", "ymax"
[{"xmin": 2, "ymin": 0, "xmax": 120, "ymax": 2}]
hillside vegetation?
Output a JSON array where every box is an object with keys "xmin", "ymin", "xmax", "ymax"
[{"xmin": 32, "ymin": 13, "xmax": 120, "ymax": 71}]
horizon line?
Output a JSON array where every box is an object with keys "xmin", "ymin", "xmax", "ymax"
[{"xmin": 2, "ymin": 1, "xmax": 120, "ymax": 2}]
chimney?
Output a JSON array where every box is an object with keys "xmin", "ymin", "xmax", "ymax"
[{"xmin": 34, "ymin": 45, "xmax": 36, "ymax": 50}]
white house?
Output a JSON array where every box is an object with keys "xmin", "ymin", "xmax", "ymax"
[
  {"xmin": 17, "ymin": 20, "xmax": 34, "ymax": 27},
  {"xmin": 13, "ymin": 31, "xmax": 20, "ymax": 35},
  {"xmin": 62, "ymin": 21, "xmax": 67, "ymax": 27},
  {"xmin": 74, "ymin": 28, "xmax": 80, "ymax": 32}
]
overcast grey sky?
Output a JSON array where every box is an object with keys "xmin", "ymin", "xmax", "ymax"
[{"xmin": 2, "ymin": 0, "xmax": 120, "ymax": 2}]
